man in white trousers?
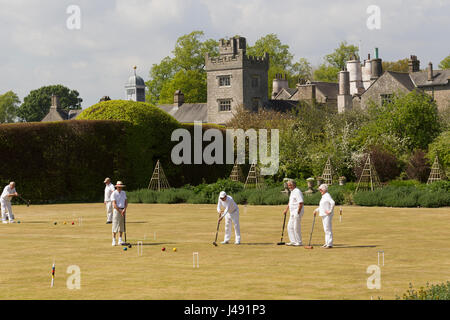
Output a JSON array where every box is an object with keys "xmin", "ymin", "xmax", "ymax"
[
  {"xmin": 282, "ymin": 180, "xmax": 304, "ymax": 246},
  {"xmin": 111, "ymin": 181, "xmax": 128, "ymax": 246},
  {"xmin": 314, "ymin": 184, "xmax": 335, "ymax": 249},
  {"xmin": 104, "ymin": 177, "xmax": 115, "ymax": 224},
  {"xmin": 1, "ymin": 181, "xmax": 19, "ymax": 224},
  {"xmin": 217, "ymin": 191, "xmax": 241, "ymax": 245}
]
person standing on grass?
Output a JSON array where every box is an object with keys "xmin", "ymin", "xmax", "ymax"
[
  {"xmin": 1, "ymin": 181, "xmax": 19, "ymax": 224},
  {"xmin": 104, "ymin": 177, "xmax": 115, "ymax": 224},
  {"xmin": 314, "ymin": 184, "xmax": 335, "ymax": 249},
  {"xmin": 111, "ymin": 181, "xmax": 128, "ymax": 246},
  {"xmin": 282, "ymin": 179, "xmax": 304, "ymax": 246},
  {"xmin": 217, "ymin": 191, "xmax": 241, "ymax": 245}
]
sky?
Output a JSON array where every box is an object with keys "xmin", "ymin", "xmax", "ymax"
[{"xmin": 0, "ymin": 0, "xmax": 449, "ymax": 108}]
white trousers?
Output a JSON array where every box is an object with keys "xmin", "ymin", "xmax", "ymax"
[
  {"xmin": 321, "ymin": 214, "xmax": 333, "ymax": 246},
  {"xmin": 1, "ymin": 200, "xmax": 14, "ymax": 221},
  {"xmin": 105, "ymin": 201, "xmax": 113, "ymax": 222},
  {"xmin": 224, "ymin": 210, "xmax": 241, "ymax": 243},
  {"xmin": 287, "ymin": 212, "xmax": 303, "ymax": 244}
]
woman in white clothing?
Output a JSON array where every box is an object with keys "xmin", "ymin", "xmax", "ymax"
[{"xmin": 314, "ymin": 184, "xmax": 335, "ymax": 249}]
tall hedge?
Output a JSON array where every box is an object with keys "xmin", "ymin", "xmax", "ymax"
[{"xmin": 0, "ymin": 120, "xmax": 127, "ymax": 202}]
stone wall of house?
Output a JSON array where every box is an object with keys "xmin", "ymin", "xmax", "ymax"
[{"xmin": 423, "ymin": 84, "xmax": 450, "ymax": 112}]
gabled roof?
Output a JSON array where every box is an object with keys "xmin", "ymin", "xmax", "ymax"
[
  {"xmin": 274, "ymin": 87, "xmax": 297, "ymax": 100},
  {"xmin": 41, "ymin": 108, "xmax": 82, "ymax": 122},
  {"xmin": 386, "ymin": 71, "xmax": 416, "ymax": 91},
  {"xmin": 157, "ymin": 103, "xmax": 208, "ymax": 123},
  {"xmin": 410, "ymin": 69, "xmax": 450, "ymax": 87}
]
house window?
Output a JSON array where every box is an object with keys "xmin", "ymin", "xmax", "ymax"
[
  {"xmin": 381, "ymin": 94, "xmax": 393, "ymax": 105},
  {"xmin": 251, "ymin": 76, "xmax": 259, "ymax": 88},
  {"xmin": 219, "ymin": 75, "xmax": 231, "ymax": 87},
  {"xmin": 127, "ymin": 89, "xmax": 135, "ymax": 95},
  {"xmin": 219, "ymin": 99, "xmax": 232, "ymax": 112}
]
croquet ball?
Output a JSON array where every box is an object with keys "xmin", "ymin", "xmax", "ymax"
[
  {"xmin": 162, "ymin": 247, "xmax": 166, "ymax": 251},
  {"xmin": 123, "ymin": 247, "xmax": 127, "ymax": 251},
  {"xmin": 53, "ymin": 222, "xmax": 57, "ymax": 225},
  {"xmin": 63, "ymin": 221, "xmax": 67, "ymax": 225},
  {"xmin": 128, "ymin": 244, "xmax": 132, "ymax": 248},
  {"xmin": 173, "ymin": 248, "xmax": 177, "ymax": 252},
  {"xmin": 72, "ymin": 222, "xmax": 74, "ymax": 225},
  {"xmin": 17, "ymin": 221, "xmax": 21, "ymax": 224}
]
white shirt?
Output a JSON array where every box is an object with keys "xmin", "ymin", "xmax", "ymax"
[
  {"xmin": 289, "ymin": 188, "xmax": 304, "ymax": 215},
  {"xmin": 217, "ymin": 195, "xmax": 238, "ymax": 215},
  {"xmin": 1, "ymin": 185, "xmax": 16, "ymax": 202},
  {"xmin": 111, "ymin": 190, "xmax": 127, "ymax": 208},
  {"xmin": 318, "ymin": 192, "xmax": 335, "ymax": 217},
  {"xmin": 104, "ymin": 183, "xmax": 115, "ymax": 202}
]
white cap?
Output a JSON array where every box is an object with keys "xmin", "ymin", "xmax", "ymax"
[{"xmin": 219, "ymin": 191, "xmax": 227, "ymax": 198}]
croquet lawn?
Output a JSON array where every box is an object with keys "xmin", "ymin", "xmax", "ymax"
[{"xmin": 0, "ymin": 203, "xmax": 449, "ymax": 300}]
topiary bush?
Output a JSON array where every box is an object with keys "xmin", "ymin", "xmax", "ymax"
[{"xmin": 78, "ymin": 100, "xmax": 180, "ymax": 190}]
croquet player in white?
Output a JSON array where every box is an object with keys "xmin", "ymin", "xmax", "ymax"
[
  {"xmin": 217, "ymin": 191, "xmax": 241, "ymax": 245},
  {"xmin": 1, "ymin": 181, "xmax": 19, "ymax": 224},
  {"xmin": 283, "ymin": 180, "xmax": 304, "ymax": 246},
  {"xmin": 111, "ymin": 181, "xmax": 127, "ymax": 246},
  {"xmin": 314, "ymin": 184, "xmax": 335, "ymax": 249},
  {"xmin": 104, "ymin": 177, "xmax": 115, "ymax": 224}
]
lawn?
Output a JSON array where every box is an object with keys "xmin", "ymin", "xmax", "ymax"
[{"xmin": 0, "ymin": 203, "xmax": 449, "ymax": 300}]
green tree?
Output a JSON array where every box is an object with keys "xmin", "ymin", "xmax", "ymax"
[
  {"xmin": 247, "ymin": 34, "xmax": 301, "ymax": 97},
  {"xmin": 146, "ymin": 31, "xmax": 218, "ymax": 105},
  {"xmin": 159, "ymin": 69, "xmax": 207, "ymax": 104},
  {"xmin": 291, "ymin": 58, "xmax": 313, "ymax": 81},
  {"xmin": 358, "ymin": 90, "xmax": 441, "ymax": 153},
  {"xmin": 439, "ymin": 54, "xmax": 450, "ymax": 69},
  {"xmin": 16, "ymin": 85, "xmax": 82, "ymax": 122},
  {"xmin": 324, "ymin": 41, "xmax": 359, "ymax": 70},
  {"xmin": 313, "ymin": 63, "xmax": 340, "ymax": 82},
  {"xmin": 314, "ymin": 41, "xmax": 359, "ymax": 82},
  {"xmin": 0, "ymin": 91, "xmax": 20, "ymax": 123},
  {"xmin": 383, "ymin": 58, "xmax": 410, "ymax": 72}
]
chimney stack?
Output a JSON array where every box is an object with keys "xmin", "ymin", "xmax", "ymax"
[
  {"xmin": 428, "ymin": 62, "xmax": 434, "ymax": 81},
  {"xmin": 408, "ymin": 55, "xmax": 420, "ymax": 73},
  {"xmin": 174, "ymin": 90, "xmax": 184, "ymax": 107},
  {"xmin": 50, "ymin": 95, "xmax": 60, "ymax": 109},
  {"xmin": 272, "ymin": 73, "xmax": 289, "ymax": 98},
  {"xmin": 370, "ymin": 48, "xmax": 383, "ymax": 80}
]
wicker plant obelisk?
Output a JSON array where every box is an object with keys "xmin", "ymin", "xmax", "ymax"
[
  {"xmin": 427, "ymin": 156, "xmax": 447, "ymax": 184},
  {"xmin": 229, "ymin": 161, "xmax": 244, "ymax": 183},
  {"xmin": 244, "ymin": 161, "xmax": 264, "ymax": 189},
  {"xmin": 355, "ymin": 154, "xmax": 382, "ymax": 192},
  {"xmin": 322, "ymin": 157, "xmax": 333, "ymax": 186},
  {"xmin": 148, "ymin": 160, "xmax": 170, "ymax": 191}
]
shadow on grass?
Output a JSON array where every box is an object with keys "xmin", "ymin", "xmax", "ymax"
[{"xmin": 329, "ymin": 244, "xmax": 377, "ymax": 249}]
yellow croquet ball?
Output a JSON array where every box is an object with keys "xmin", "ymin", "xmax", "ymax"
[{"xmin": 173, "ymin": 248, "xmax": 177, "ymax": 252}]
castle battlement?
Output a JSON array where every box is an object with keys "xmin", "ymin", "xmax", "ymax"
[{"xmin": 206, "ymin": 36, "xmax": 269, "ymax": 71}]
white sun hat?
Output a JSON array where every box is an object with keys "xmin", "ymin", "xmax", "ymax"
[{"xmin": 219, "ymin": 191, "xmax": 227, "ymax": 198}]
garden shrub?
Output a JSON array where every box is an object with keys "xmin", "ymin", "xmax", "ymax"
[{"xmin": 398, "ymin": 282, "xmax": 450, "ymax": 300}]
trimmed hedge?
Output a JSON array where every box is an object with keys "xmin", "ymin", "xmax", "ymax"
[
  {"xmin": 353, "ymin": 181, "xmax": 450, "ymax": 207},
  {"xmin": 0, "ymin": 120, "xmax": 128, "ymax": 203}
]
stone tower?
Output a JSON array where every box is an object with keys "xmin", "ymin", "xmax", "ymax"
[
  {"xmin": 125, "ymin": 66, "xmax": 146, "ymax": 102},
  {"xmin": 205, "ymin": 36, "xmax": 269, "ymax": 124}
]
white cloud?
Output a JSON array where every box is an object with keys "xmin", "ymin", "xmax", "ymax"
[{"xmin": 0, "ymin": 0, "xmax": 448, "ymax": 109}]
